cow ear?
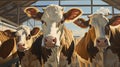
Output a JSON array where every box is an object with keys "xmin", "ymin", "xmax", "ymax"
[
  {"xmin": 4, "ymin": 30, "xmax": 13, "ymax": 37},
  {"xmin": 30, "ymin": 27, "xmax": 41, "ymax": 37},
  {"xmin": 64, "ymin": 8, "xmax": 82, "ymax": 21},
  {"xmin": 73, "ymin": 18, "xmax": 90, "ymax": 28},
  {"xmin": 24, "ymin": 7, "xmax": 43, "ymax": 20},
  {"xmin": 110, "ymin": 16, "xmax": 120, "ymax": 26}
]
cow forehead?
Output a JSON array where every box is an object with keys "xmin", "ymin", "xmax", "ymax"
[
  {"xmin": 91, "ymin": 14, "xmax": 108, "ymax": 26},
  {"xmin": 41, "ymin": 5, "xmax": 64, "ymax": 23},
  {"xmin": 16, "ymin": 26, "xmax": 30, "ymax": 36}
]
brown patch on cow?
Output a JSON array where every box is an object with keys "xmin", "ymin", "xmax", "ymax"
[
  {"xmin": 0, "ymin": 39, "xmax": 15, "ymax": 58},
  {"xmin": 109, "ymin": 28, "xmax": 120, "ymax": 62},
  {"xmin": 75, "ymin": 27, "xmax": 99, "ymax": 62},
  {"xmin": 0, "ymin": 30, "xmax": 17, "ymax": 59},
  {"xmin": 30, "ymin": 35, "xmax": 52, "ymax": 64},
  {"xmin": 60, "ymin": 26, "xmax": 76, "ymax": 65}
]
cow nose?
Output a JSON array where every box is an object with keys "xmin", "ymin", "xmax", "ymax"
[
  {"xmin": 44, "ymin": 36, "xmax": 57, "ymax": 48},
  {"xmin": 96, "ymin": 38, "xmax": 108, "ymax": 47},
  {"xmin": 18, "ymin": 44, "xmax": 25, "ymax": 47}
]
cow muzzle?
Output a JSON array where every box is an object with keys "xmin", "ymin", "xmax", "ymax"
[
  {"xmin": 96, "ymin": 38, "xmax": 109, "ymax": 48},
  {"xmin": 44, "ymin": 36, "xmax": 57, "ymax": 48},
  {"xmin": 17, "ymin": 43, "xmax": 26, "ymax": 51}
]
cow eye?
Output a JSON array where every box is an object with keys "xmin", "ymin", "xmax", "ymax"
[
  {"xmin": 56, "ymin": 22, "xmax": 61, "ymax": 27},
  {"xmin": 41, "ymin": 20, "xmax": 47, "ymax": 26},
  {"xmin": 61, "ymin": 20, "xmax": 64, "ymax": 24},
  {"xmin": 41, "ymin": 20, "xmax": 45, "ymax": 24},
  {"xmin": 26, "ymin": 34, "xmax": 31, "ymax": 40}
]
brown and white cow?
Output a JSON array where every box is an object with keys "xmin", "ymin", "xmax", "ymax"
[
  {"xmin": 73, "ymin": 8, "xmax": 120, "ymax": 67},
  {"xmin": 16, "ymin": 25, "xmax": 42, "ymax": 67},
  {"xmin": 24, "ymin": 4, "xmax": 82, "ymax": 67},
  {"xmin": 0, "ymin": 25, "xmax": 41, "ymax": 67},
  {"xmin": 15, "ymin": 25, "xmax": 41, "ymax": 52},
  {"xmin": 105, "ymin": 15, "xmax": 120, "ymax": 66},
  {"xmin": 0, "ymin": 30, "xmax": 18, "ymax": 67}
]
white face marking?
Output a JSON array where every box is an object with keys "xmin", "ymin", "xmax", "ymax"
[
  {"xmin": 41, "ymin": 5, "xmax": 64, "ymax": 47},
  {"xmin": 15, "ymin": 25, "xmax": 33, "ymax": 52}
]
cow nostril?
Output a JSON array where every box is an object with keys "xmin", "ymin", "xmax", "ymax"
[
  {"xmin": 96, "ymin": 39, "xmax": 100, "ymax": 43},
  {"xmin": 45, "ymin": 38, "xmax": 47, "ymax": 42},
  {"xmin": 53, "ymin": 38, "xmax": 57, "ymax": 43},
  {"xmin": 104, "ymin": 39, "xmax": 107, "ymax": 43},
  {"xmin": 23, "ymin": 44, "xmax": 25, "ymax": 46}
]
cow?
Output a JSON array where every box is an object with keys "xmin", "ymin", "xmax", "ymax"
[
  {"xmin": 105, "ymin": 15, "xmax": 120, "ymax": 66},
  {"xmin": 73, "ymin": 8, "xmax": 120, "ymax": 67},
  {"xmin": 0, "ymin": 30, "xmax": 18, "ymax": 67},
  {"xmin": 24, "ymin": 4, "xmax": 82, "ymax": 67},
  {"xmin": 15, "ymin": 25, "xmax": 41, "ymax": 61},
  {"xmin": 0, "ymin": 25, "xmax": 41, "ymax": 67}
]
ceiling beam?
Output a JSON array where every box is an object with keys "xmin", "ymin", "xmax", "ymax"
[{"xmin": 0, "ymin": 16, "xmax": 19, "ymax": 27}]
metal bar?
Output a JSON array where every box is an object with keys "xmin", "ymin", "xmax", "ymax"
[
  {"xmin": 91, "ymin": 0, "xmax": 93, "ymax": 14},
  {"xmin": 24, "ymin": 5, "xmax": 112, "ymax": 7},
  {"xmin": 58, "ymin": 0, "xmax": 60, "ymax": 6},
  {"xmin": 0, "ymin": 3, "xmax": 17, "ymax": 16},
  {"xmin": 0, "ymin": 16, "xmax": 18, "ymax": 27},
  {"xmin": 17, "ymin": 5, "xmax": 20, "ymax": 25},
  {"xmin": 112, "ymin": 7, "xmax": 114, "ymax": 15}
]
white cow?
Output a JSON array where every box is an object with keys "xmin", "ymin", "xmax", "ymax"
[{"xmin": 24, "ymin": 4, "xmax": 82, "ymax": 67}]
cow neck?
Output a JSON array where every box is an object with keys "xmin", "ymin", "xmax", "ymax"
[
  {"xmin": 0, "ymin": 38, "xmax": 16, "ymax": 59},
  {"xmin": 30, "ymin": 35, "xmax": 62, "ymax": 66},
  {"xmin": 75, "ymin": 32, "xmax": 91, "ymax": 61},
  {"xmin": 75, "ymin": 27, "xmax": 99, "ymax": 62},
  {"xmin": 60, "ymin": 27, "xmax": 75, "ymax": 64},
  {"xmin": 61, "ymin": 40, "xmax": 74, "ymax": 64}
]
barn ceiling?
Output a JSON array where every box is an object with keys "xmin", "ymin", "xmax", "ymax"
[
  {"xmin": 103, "ymin": 0, "xmax": 120, "ymax": 10},
  {"xmin": 0, "ymin": 0, "xmax": 38, "ymax": 27},
  {"xmin": 0, "ymin": 0, "xmax": 120, "ymax": 27}
]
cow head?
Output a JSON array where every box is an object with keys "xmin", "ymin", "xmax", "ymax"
[
  {"xmin": 74, "ymin": 7, "xmax": 110, "ymax": 50},
  {"xmin": 24, "ymin": 4, "xmax": 82, "ymax": 48},
  {"xmin": 15, "ymin": 25, "xmax": 41, "ymax": 52}
]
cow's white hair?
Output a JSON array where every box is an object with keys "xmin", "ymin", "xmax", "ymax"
[
  {"xmin": 95, "ymin": 7, "xmax": 110, "ymax": 16},
  {"xmin": 16, "ymin": 25, "xmax": 31, "ymax": 36},
  {"xmin": 41, "ymin": 4, "xmax": 63, "ymax": 22}
]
